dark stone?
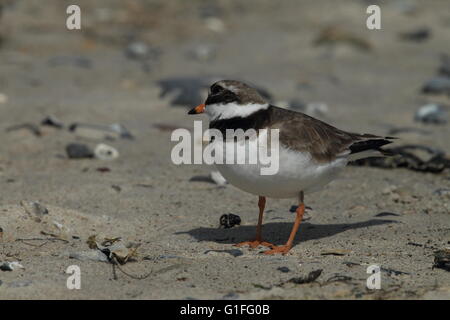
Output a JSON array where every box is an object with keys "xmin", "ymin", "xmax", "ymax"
[
  {"xmin": 66, "ymin": 143, "xmax": 94, "ymax": 159},
  {"xmin": 287, "ymin": 269, "xmax": 322, "ymax": 284},
  {"xmin": 219, "ymin": 213, "xmax": 241, "ymax": 229},
  {"xmin": 222, "ymin": 292, "xmax": 239, "ymax": 300},
  {"xmin": 422, "ymin": 77, "xmax": 450, "ymax": 95},
  {"xmin": 438, "ymin": 54, "xmax": 450, "ymax": 77},
  {"xmin": 41, "ymin": 116, "xmax": 64, "ymax": 129},
  {"xmin": 277, "ymin": 266, "xmax": 290, "ymax": 273},
  {"xmin": 400, "ymin": 27, "xmax": 431, "ymax": 42},
  {"xmin": 0, "ymin": 263, "xmax": 13, "ymax": 271}
]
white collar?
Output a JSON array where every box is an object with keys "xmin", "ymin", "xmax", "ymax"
[{"xmin": 206, "ymin": 102, "xmax": 269, "ymax": 120}]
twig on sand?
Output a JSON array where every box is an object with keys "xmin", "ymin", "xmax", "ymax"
[
  {"xmin": 110, "ymin": 256, "xmax": 153, "ymax": 280},
  {"xmin": 15, "ymin": 237, "xmax": 69, "ymax": 246}
]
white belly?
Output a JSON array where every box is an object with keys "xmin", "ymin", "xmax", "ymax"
[{"xmin": 211, "ymin": 133, "xmax": 347, "ymax": 199}]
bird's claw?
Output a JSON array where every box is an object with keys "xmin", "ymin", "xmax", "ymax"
[{"xmin": 263, "ymin": 245, "xmax": 292, "ymax": 255}]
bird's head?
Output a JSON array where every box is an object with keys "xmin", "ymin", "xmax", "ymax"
[{"xmin": 188, "ymin": 80, "xmax": 269, "ymax": 120}]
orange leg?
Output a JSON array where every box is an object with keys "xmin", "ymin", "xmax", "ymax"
[
  {"xmin": 264, "ymin": 192, "xmax": 305, "ymax": 255},
  {"xmin": 235, "ymin": 196, "xmax": 275, "ymax": 249}
]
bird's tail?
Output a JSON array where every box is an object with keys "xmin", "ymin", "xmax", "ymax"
[{"xmin": 348, "ymin": 136, "xmax": 396, "ymax": 161}]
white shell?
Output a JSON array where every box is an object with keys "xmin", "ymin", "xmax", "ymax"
[{"xmin": 94, "ymin": 144, "xmax": 119, "ymax": 160}]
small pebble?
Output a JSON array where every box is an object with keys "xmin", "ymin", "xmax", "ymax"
[
  {"xmin": 0, "ymin": 261, "xmax": 24, "ymax": 271},
  {"xmin": 227, "ymin": 249, "xmax": 243, "ymax": 257},
  {"xmin": 414, "ymin": 104, "xmax": 447, "ymax": 124},
  {"xmin": 125, "ymin": 41, "xmax": 150, "ymax": 60},
  {"xmin": 69, "ymin": 250, "xmax": 109, "ymax": 262},
  {"xmin": 400, "ymin": 27, "xmax": 431, "ymax": 42},
  {"xmin": 20, "ymin": 200, "xmax": 48, "ymax": 218},
  {"xmin": 422, "ymin": 77, "xmax": 450, "ymax": 95},
  {"xmin": 66, "ymin": 143, "xmax": 94, "ymax": 159},
  {"xmin": 382, "ymin": 185, "xmax": 398, "ymax": 195},
  {"xmin": 109, "ymin": 123, "xmax": 134, "ymax": 139},
  {"xmin": 187, "ymin": 44, "xmax": 216, "ymax": 61},
  {"xmin": 204, "ymin": 17, "xmax": 225, "ymax": 33},
  {"xmin": 8, "ymin": 280, "xmax": 32, "ymax": 288},
  {"xmin": 47, "ymin": 56, "xmax": 92, "ymax": 68},
  {"xmin": 438, "ymin": 54, "xmax": 450, "ymax": 77},
  {"xmin": 210, "ymin": 171, "xmax": 227, "ymax": 186},
  {"xmin": 223, "ymin": 292, "xmax": 239, "ymax": 300},
  {"xmin": 41, "ymin": 116, "xmax": 64, "ymax": 129},
  {"xmin": 0, "ymin": 93, "xmax": 8, "ymax": 104},
  {"xmin": 433, "ymin": 188, "xmax": 450, "ymax": 198},
  {"xmin": 111, "ymin": 185, "xmax": 121, "ymax": 192},
  {"xmin": 277, "ymin": 266, "xmax": 291, "ymax": 273},
  {"xmin": 204, "ymin": 249, "xmax": 243, "ymax": 257},
  {"xmin": 69, "ymin": 123, "xmax": 130, "ymax": 140},
  {"xmin": 53, "ymin": 221, "xmax": 63, "ymax": 230}
]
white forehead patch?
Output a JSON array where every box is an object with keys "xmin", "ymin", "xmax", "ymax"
[
  {"xmin": 224, "ymin": 84, "xmax": 237, "ymax": 92},
  {"xmin": 216, "ymin": 82, "xmax": 240, "ymax": 94},
  {"xmin": 206, "ymin": 102, "xmax": 269, "ymax": 120}
]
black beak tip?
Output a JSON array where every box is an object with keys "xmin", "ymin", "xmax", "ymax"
[{"xmin": 188, "ymin": 108, "xmax": 197, "ymax": 115}]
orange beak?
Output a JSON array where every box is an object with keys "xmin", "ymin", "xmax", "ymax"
[{"xmin": 188, "ymin": 103, "xmax": 205, "ymax": 115}]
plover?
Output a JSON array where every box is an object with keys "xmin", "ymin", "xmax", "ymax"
[{"xmin": 188, "ymin": 80, "xmax": 394, "ymax": 254}]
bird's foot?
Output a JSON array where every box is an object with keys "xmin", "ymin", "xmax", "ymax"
[
  {"xmin": 234, "ymin": 239, "xmax": 275, "ymax": 249},
  {"xmin": 263, "ymin": 244, "xmax": 292, "ymax": 255}
]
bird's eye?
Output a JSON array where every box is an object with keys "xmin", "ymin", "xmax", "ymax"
[{"xmin": 210, "ymin": 85, "xmax": 223, "ymax": 95}]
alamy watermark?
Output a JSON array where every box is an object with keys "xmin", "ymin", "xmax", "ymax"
[
  {"xmin": 66, "ymin": 265, "xmax": 81, "ymax": 290},
  {"xmin": 66, "ymin": 5, "xmax": 81, "ymax": 30},
  {"xmin": 366, "ymin": 264, "xmax": 381, "ymax": 290},
  {"xmin": 171, "ymin": 121, "xmax": 280, "ymax": 175},
  {"xmin": 366, "ymin": 5, "xmax": 381, "ymax": 30}
]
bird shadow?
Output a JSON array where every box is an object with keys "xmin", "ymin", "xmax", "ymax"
[{"xmin": 175, "ymin": 218, "xmax": 397, "ymax": 247}]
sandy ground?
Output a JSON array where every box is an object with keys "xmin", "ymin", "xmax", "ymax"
[{"xmin": 0, "ymin": 0, "xmax": 449, "ymax": 299}]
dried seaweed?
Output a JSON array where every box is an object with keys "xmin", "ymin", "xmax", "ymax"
[
  {"xmin": 433, "ymin": 249, "xmax": 450, "ymax": 271},
  {"xmin": 86, "ymin": 235, "xmax": 151, "ymax": 280},
  {"xmin": 350, "ymin": 144, "xmax": 450, "ymax": 173}
]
